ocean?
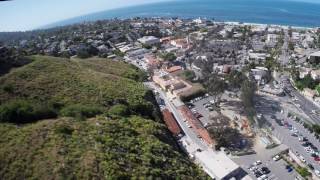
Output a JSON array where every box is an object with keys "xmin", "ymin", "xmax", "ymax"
[{"xmin": 49, "ymin": 0, "xmax": 320, "ymax": 28}]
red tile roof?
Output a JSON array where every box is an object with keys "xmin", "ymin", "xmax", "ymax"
[
  {"xmin": 162, "ymin": 109, "xmax": 182, "ymax": 136},
  {"xmin": 178, "ymin": 106, "xmax": 214, "ymax": 145},
  {"xmin": 165, "ymin": 66, "xmax": 182, "ymax": 73}
]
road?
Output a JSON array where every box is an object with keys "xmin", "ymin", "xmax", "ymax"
[
  {"xmin": 144, "ymin": 82, "xmax": 208, "ymax": 150},
  {"xmin": 281, "ymin": 75, "xmax": 320, "ymax": 124},
  {"xmin": 279, "ymin": 29, "xmax": 290, "ymax": 66},
  {"xmin": 255, "ymin": 94, "xmax": 320, "ymax": 172}
]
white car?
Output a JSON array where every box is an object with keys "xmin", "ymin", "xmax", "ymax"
[
  {"xmin": 273, "ymin": 155, "xmax": 281, "ymax": 161},
  {"xmin": 253, "ymin": 160, "xmax": 262, "ymax": 166},
  {"xmin": 315, "ymin": 170, "xmax": 320, "ymax": 177},
  {"xmin": 299, "ymin": 156, "xmax": 306, "ymax": 163},
  {"xmin": 257, "ymin": 114, "xmax": 262, "ymax": 119},
  {"xmin": 298, "ymin": 137, "xmax": 304, "ymax": 142},
  {"xmin": 249, "ymin": 166, "xmax": 258, "ymax": 171},
  {"xmin": 258, "ymin": 175, "xmax": 268, "ymax": 180}
]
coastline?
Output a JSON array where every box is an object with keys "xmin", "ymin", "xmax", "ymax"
[
  {"xmin": 39, "ymin": 0, "xmax": 320, "ymax": 32},
  {"xmin": 221, "ymin": 21, "xmax": 317, "ymax": 30}
]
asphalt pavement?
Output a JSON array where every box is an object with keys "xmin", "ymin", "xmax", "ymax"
[
  {"xmin": 255, "ymin": 94, "xmax": 320, "ymax": 173},
  {"xmin": 281, "ymin": 76, "xmax": 320, "ymax": 124}
]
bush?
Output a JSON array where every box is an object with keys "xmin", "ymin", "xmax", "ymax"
[
  {"xmin": 55, "ymin": 125, "xmax": 74, "ymax": 135},
  {"xmin": 0, "ymin": 100, "xmax": 57, "ymax": 123},
  {"xmin": 77, "ymin": 48, "xmax": 91, "ymax": 59},
  {"xmin": 2, "ymin": 84, "xmax": 14, "ymax": 93},
  {"xmin": 312, "ymin": 124, "xmax": 320, "ymax": 135},
  {"xmin": 161, "ymin": 52, "xmax": 176, "ymax": 62},
  {"xmin": 60, "ymin": 104, "xmax": 103, "ymax": 120},
  {"xmin": 183, "ymin": 70, "xmax": 196, "ymax": 81},
  {"xmin": 108, "ymin": 104, "xmax": 130, "ymax": 117},
  {"xmin": 180, "ymin": 89, "xmax": 206, "ymax": 102},
  {"xmin": 297, "ymin": 167, "xmax": 311, "ymax": 177},
  {"xmin": 295, "ymin": 74, "xmax": 318, "ymax": 90}
]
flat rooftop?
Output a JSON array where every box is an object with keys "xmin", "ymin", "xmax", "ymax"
[
  {"xmin": 310, "ymin": 51, "xmax": 320, "ymax": 57},
  {"xmin": 196, "ymin": 150, "xmax": 240, "ymax": 179}
]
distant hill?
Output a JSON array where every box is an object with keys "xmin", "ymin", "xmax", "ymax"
[{"xmin": 0, "ymin": 56, "xmax": 208, "ymax": 179}]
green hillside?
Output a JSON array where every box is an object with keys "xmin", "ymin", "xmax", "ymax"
[{"xmin": 0, "ymin": 56, "xmax": 208, "ymax": 179}]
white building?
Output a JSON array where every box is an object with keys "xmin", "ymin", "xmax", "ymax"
[
  {"xmin": 292, "ymin": 32, "xmax": 301, "ymax": 41},
  {"xmin": 311, "ymin": 69, "xmax": 320, "ymax": 80},
  {"xmin": 266, "ymin": 34, "xmax": 279, "ymax": 44},
  {"xmin": 250, "ymin": 67, "xmax": 269, "ymax": 85},
  {"xmin": 138, "ymin": 36, "xmax": 160, "ymax": 45},
  {"xmin": 248, "ymin": 52, "xmax": 268, "ymax": 61}
]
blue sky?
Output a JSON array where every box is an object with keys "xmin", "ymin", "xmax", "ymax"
[{"xmin": 0, "ymin": 0, "xmax": 166, "ymax": 32}]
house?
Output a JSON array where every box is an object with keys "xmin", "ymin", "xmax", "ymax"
[
  {"xmin": 299, "ymin": 67, "xmax": 312, "ymax": 79},
  {"xmin": 292, "ymin": 32, "xmax": 301, "ymax": 42},
  {"xmin": 170, "ymin": 38, "xmax": 190, "ymax": 49},
  {"xmin": 144, "ymin": 54, "xmax": 161, "ymax": 71},
  {"xmin": 160, "ymin": 37, "xmax": 173, "ymax": 44},
  {"xmin": 248, "ymin": 51, "xmax": 268, "ymax": 61},
  {"xmin": 266, "ymin": 34, "xmax": 279, "ymax": 44},
  {"xmin": 165, "ymin": 66, "xmax": 182, "ymax": 73},
  {"xmin": 311, "ymin": 69, "xmax": 320, "ymax": 80},
  {"xmin": 308, "ymin": 51, "xmax": 320, "ymax": 65},
  {"xmin": 250, "ymin": 67, "xmax": 269, "ymax": 85},
  {"xmin": 302, "ymin": 88, "xmax": 316, "ymax": 99},
  {"xmin": 152, "ymin": 71, "xmax": 174, "ymax": 90},
  {"xmin": 152, "ymin": 71, "xmax": 193, "ymax": 98}
]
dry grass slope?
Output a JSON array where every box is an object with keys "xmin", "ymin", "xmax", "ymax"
[{"xmin": 0, "ymin": 56, "xmax": 209, "ymax": 179}]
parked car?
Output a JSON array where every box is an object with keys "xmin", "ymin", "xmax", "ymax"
[
  {"xmin": 299, "ymin": 155, "xmax": 306, "ymax": 163},
  {"xmin": 273, "ymin": 155, "xmax": 281, "ymax": 161},
  {"xmin": 253, "ymin": 160, "xmax": 262, "ymax": 166},
  {"xmin": 314, "ymin": 157, "xmax": 320, "ymax": 161},
  {"xmin": 261, "ymin": 167, "xmax": 270, "ymax": 174},
  {"xmin": 249, "ymin": 166, "xmax": 258, "ymax": 171},
  {"xmin": 255, "ymin": 171, "xmax": 263, "ymax": 178},
  {"xmin": 257, "ymin": 174, "xmax": 268, "ymax": 180},
  {"xmin": 308, "ymin": 163, "xmax": 314, "ymax": 170}
]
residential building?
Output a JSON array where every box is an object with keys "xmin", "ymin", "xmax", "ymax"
[
  {"xmin": 170, "ymin": 38, "xmax": 191, "ymax": 49},
  {"xmin": 144, "ymin": 54, "xmax": 161, "ymax": 71},
  {"xmin": 308, "ymin": 51, "xmax": 320, "ymax": 65},
  {"xmin": 250, "ymin": 67, "xmax": 270, "ymax": 85},
  {"xmin": 266, "ymin": 34, "xmax": 279, "ymax": 44},
  {"xmin": 299, "ymin": 67, "xmax": 312, "ymax": 79},
  {"xmin": 165, "ymin": 66, "xmax": 182, "ymax": 73},
  {"xmin": 311, "ymin": 69, "xmax": 320, "ymax": 80},
  {"xmin": 302, "ymin": 88, "xmax": 316, "ymax": 99}
]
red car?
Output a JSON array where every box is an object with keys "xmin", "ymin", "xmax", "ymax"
[{"xmin": 314, "ymin": 157, "xmax": 320, "ymax": 161}]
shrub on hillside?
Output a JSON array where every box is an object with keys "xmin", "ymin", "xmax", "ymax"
[
  {"xmin": 2, "ymin": 84, "xmax": 14, "ymax": 93},
  {"xmin": 60, "ymin": 104, "xmax": 103, "ymax": 120},
  {"xmin": 108, "ymin": 104, "xmax": 130, "ymax": 117},
  {"xmin": 0, "ymin": 100, "xmax": 57, "ymax": 123}
]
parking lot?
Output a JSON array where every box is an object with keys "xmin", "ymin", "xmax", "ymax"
[
  {"xmin": 187, "ymin": 95, "xmax": 216, "ymax": 127},
  {"xmin": 232, "ymin": 139, "xmax": 298, "ymax": 180}
]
